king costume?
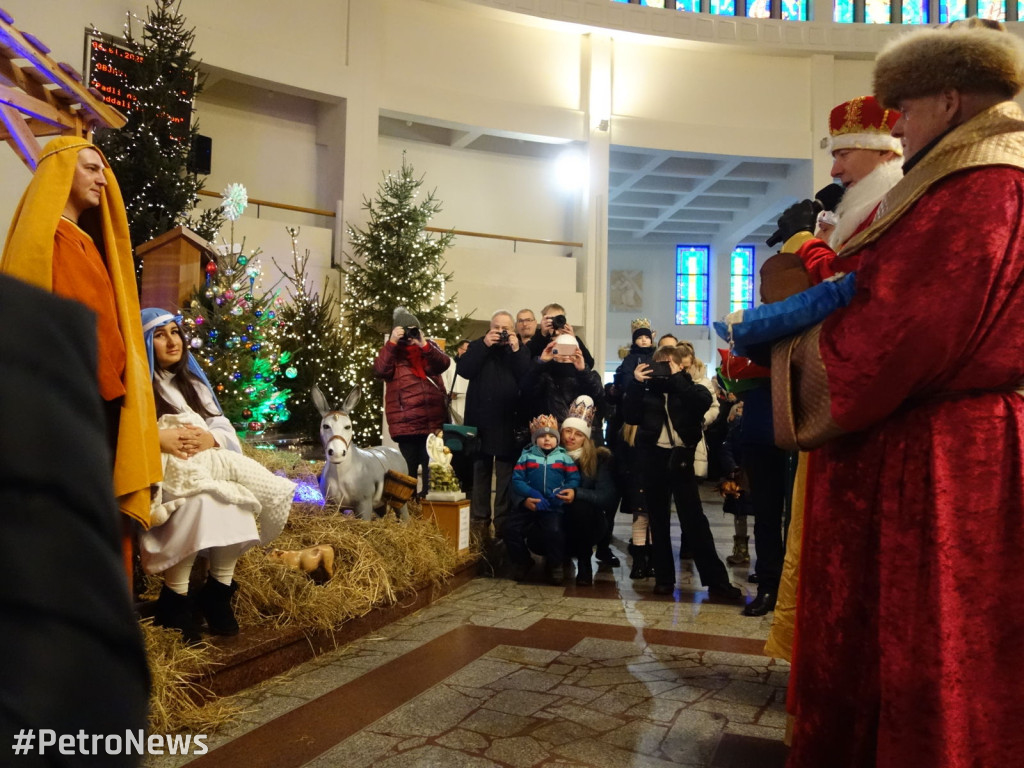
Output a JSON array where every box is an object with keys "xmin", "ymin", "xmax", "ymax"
[
  {"xmin": 0, "ymin": 137, "xmax": 161, "ymax": 545},
  {"xmin": 774, "ymin": 26, "xmax": 1024, "ymax": 768}
]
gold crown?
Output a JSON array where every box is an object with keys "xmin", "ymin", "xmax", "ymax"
[
  {"xmin": 565, "ymin": 396, "xmax": 595, "ymax": 428},
  {"xmin": 630, "ymin": 317, "xmax": 652, "ymax": 334},
  {"xmin": 529, "ymin": 414, "xmax": 559, "ymax": 436}
]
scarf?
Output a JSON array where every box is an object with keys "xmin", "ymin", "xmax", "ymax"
[{"xmin": 405, "ymin": 343, "xmax": 427, "ymax": 379}]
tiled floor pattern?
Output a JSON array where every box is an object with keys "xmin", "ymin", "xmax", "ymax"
[{"xmin": 147, "ymin": 491, "xmax": 787, "ymax": 768}]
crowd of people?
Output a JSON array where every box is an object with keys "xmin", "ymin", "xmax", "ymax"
[{"xmin": 373, "ymin": 301, "xmax": 757, "ymax": 600}]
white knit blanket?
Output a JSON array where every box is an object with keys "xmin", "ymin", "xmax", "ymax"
[{"xmin": 150, "ymin": 412, "xmax": 294, "ymax": 544}]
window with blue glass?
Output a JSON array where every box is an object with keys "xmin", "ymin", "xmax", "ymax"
[
  {"xmin": 710, "ymin": 0, "xmax": 737, "ymax": 14},
  {"xmin": 781, "ymin": 0, "xmax": 808, "ymax": 19},
  {"xmin": 834, "ymin": 0, "xmax": 854, "ymax": 21},
  {"xmin": 939, "ymin": 0, "xmax": 967, "ymax": 21},
  {"xmin": 730, "ymin": 246, "xmax": 755, "ymax": 313},
  {"xmin": 978, "ymin": 0, "xmax": 1006, "ymax": 19},
  {"xmin": 676, "ymin": 245, "xmax": 710, "ymax": 326},
  {"xmin": 746, "ymin": 0, "xmax": 771, "ymax": 16},
  {"xmin": 901, "ymin": 0, "xmax": 929, "ymax": 23}
]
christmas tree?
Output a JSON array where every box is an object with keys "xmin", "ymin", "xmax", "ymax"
[
  {"xmin": 274, "ymin": 227, "xmax": 350, "ymax": 437},
  {"xmin": 181, "ymin": 184, "xmax": 292, "ymax": 437},
  {"xmin": 339, "ymin": 156, "xmax": 466, "ymax": 443},
  {"xmin": 93, "ymin": 0, "xmax": 223, "ymax": 277}
]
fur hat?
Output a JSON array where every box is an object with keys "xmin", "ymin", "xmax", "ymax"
[
  {"xmin": 529, "ymin": 414, "xmax": 559, "ymax": 443},
  {"xmin": 874, "ymin": 22, "xmax": 1024, "ymax": 110},
  {"xmin": 823, "ymin": 96, "xmax": 902, "ymax": 156},
  {"xmin": 562, "ymin": 395, "xmax": 595, "ymax": 439},
  {"xmin": 630, "ymin": 317, "xmax": 653, "ymax": 343}
]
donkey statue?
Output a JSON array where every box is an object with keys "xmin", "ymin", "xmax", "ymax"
[{"xmin": 312, "ymin": 385, "xmax": 410, "ymax": 519}]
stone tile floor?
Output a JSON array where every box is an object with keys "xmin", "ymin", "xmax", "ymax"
[{"xmin": 146, "ymin": 490, "xmax": 787, "ymax": 767}]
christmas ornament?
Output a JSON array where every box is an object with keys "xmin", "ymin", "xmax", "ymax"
[
  {"xmin": 190, "ymin": 338, "xmax": 203, "ymax": 349},
  {"xmin": 221, "ymin": 183, "xmax": 248, "ymax": 221},
  {"xmin": 285, "ymin": 366, "xmax": 298, "ymax": 379}
]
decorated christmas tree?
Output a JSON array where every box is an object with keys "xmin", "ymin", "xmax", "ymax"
[
  {"xmin": 181, "ymin": 184, "xmax": 292, "ymax": 436},
  {"xmin": 339, "ymin": 156, "xmax": 466, "ymax": 443},
  {"xmin": 274, "ymin": 227, "xmax": 350, "ymax": 437},
  {"xmin": 93, "ymin": 0, "xmax": 223, "ymax": 275}
]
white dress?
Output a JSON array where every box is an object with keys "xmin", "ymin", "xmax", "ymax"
[{"xmin": 139, "ymin": 372, "xmax": 295, "ymax": 574}]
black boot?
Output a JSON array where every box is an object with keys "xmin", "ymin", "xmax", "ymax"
[
  {"xmin": 742, "ymin": 587, "xmax": 778, "ymax": 617},
  {"xmin": 628, "ymin": 542, "xmax": 648, "ymax": 580},
  {"xmin": 576, "ymin": 557, "xmax": 593, "ymax": 586},
  {"xmin": 644, "ymin": 545, "xmax": 656, "ymax": 578},
  {"xmin": 154, "ymin": 585, "xmax": 202, "ymax": 644},
  {"xmin": 595, "ymin": 546, "xmax": 620, "ymax": 567},
  {"xmin": 196, "ymin": 577, "xmax": 240, "ymax": 636}
]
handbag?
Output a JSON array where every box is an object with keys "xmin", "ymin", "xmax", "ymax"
[
  {"xmin": 663, "ymin": 397, "xmax": 691, "ymax": 473},
  {"xmin": 429, "ymin": 375, "xmax": 463, "ymax": 426},
  {"xmin": 443, "ymin": 423, "xmax": 479, "ymax": 460},
  {"xmin": 771, "ymin": 323, "xmax": 845, "ymax": 451}
]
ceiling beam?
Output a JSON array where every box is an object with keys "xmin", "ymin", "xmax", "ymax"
[{"xmin": 634, "ymin": 159, "xmax": 741, "ymax": 239}]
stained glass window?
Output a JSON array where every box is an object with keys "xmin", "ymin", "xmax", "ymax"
[
  {"xmin": 747, "ymin": 0, "xmax": 772, "ymax": 17},
  {"xmin": 710, "ymin": 0, "xmax": 737, "ymax": 14},
  {"xmin": 729, "ymin": 247, "xmax": 755, "ymax": 313},
  {"xmin": 865, "ymin": 0, "xmax": 892, "ymax": 22},
  {"xmin": 640, "ymin": 0, "xmax": 668, "ymax": 7},
  {"xmin": 675, "ymin": 0, "xmax": 701, "ymax": 10},
  {"xmin": 676, "ymin": 245, "xmax": 710, "ymax": 326},
  {"xmin": 978, "ymin": 0, "xmax": 1006, "ymax": 20},
  {"xmin": 939, "ymin": 0, "xmax": 967, "ymax": 22},
  {"xmin": 834, "ymin": 0, "xmax": 854, "ymax": 22},
  {"xmin": 902, "ymin": 0, "xmax": 928, "ymax": 22},
  {"xmin": 781, "ymin": 0, "xmax": 808, "ymax": 19}
]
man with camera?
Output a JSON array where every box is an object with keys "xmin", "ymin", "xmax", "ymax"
[
  {"xmin": 515, "ymin": 308, "xmax": 537, "ymax": 345},
  {"xmin": 525, "ymin": 303, "xmax": 596, "ymax": 371},
  {"xmin": 457, "ymin": 311, "xmax": 533, "ymax": 543}
]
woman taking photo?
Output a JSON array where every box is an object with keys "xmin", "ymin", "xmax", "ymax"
[
  {"xmin": 140, "ymin": 309, "xmax": 294, "ymax": 643},
  {"xmin": 557, "ymin": 396, "xmax": 616, "ymax": 585},
  {"xmin": 622, "ymin": 345, "xmax": 741, "ymax": 598}
]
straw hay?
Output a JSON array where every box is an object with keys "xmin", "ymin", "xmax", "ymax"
[
  {"xmin": 143, "ymin": 450, "xmax": 469, "ymax": 733},
  {"xmin": 141, "ymin": 621, "xmax": 239, "ymax": 734},
  {"xmin": 232, "ymin": 504, "xmax": 459, "ymax": 632}
]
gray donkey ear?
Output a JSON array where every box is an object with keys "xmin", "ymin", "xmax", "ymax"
[
  {"xmin": 312, "ymin": 385, "xmax": 331, "ymax": 417},
  {"xmin": 342, "ymin": 386, "xmax": 361, "ymax": 414}
]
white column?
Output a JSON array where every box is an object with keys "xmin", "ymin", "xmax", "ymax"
[{"xmin": 581, "ymin": 33, "xmax": 612, "ymax": 374}]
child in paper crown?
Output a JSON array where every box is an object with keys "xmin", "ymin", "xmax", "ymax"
[
  {"xmin": 512, "ymin": 415, "xmax": 581, "ymax": 511},
  {"xmin": 507, "ymin": 414, "xmax": 581, "ymax": 582}
]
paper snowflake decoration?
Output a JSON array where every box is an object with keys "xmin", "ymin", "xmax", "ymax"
[{"xmin": 221, "ymin": 183, "xmax": 248, "ymax": 221}]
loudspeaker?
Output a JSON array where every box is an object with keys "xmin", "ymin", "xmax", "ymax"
[{"xmin": 188, "ymin": 134, "xmax": 212, "ymax": 175}]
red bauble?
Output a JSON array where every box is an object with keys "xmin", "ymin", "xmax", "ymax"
[{"xmin": 205, "ymin": 261, "xmax": 218, "ymax": 275}]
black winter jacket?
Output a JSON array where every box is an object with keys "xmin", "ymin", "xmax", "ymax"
[
  {"xmin": 621, "ymin": 371, "xmax": 712, "ymax": 449},
  {"xmin": 456, "ymin": 338, "xmax": 532, "ymax": 459}
]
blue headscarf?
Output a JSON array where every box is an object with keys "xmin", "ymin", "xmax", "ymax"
[{"xmin": 140, "ymin": 307, "xmax": 221, "ymax": 412}]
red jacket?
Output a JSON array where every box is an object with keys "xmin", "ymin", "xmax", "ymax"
[{"xmin": 373, "ymin": 340, "xmax": 451, "ymax": 438}]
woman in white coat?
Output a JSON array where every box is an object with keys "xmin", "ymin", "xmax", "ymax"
[{"xmin": 141, "ymin": 308, "xmax": 294, "ymax": 643}]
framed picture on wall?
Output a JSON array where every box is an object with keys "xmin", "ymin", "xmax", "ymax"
[{"xmin": 609, "ymin": 269, "xmax": 643, "ymax": 311}]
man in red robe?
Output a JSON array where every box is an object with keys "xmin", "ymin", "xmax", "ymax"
[{"xmin": 774, "ymin": 22, "xmax": 1024, "ymax": 768}]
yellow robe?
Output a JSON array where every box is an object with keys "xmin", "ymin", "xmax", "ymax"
[{"xmin": 1, "ymin": 136, "xmax": 161, "ymax": 529}]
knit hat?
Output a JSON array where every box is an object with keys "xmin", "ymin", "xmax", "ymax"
[
  {"xmin": 873, "ymin": 22, "xmax": 1024, "ymax": 110},
  {"xmin": 631, "ymin": 317, "xmax": 653, "ymax": 343},
  {"xmin": 822, "ymin": 96, "xmax": 902, "ymax": 156},
  {"xmin": 562, "ymin": 395, "xmax": 595, "ymax": 439},
  {"xmin": 530, "ymin": 414, "xmax": 559, "ymax": 443},
  {"xmin": 393, "ymin": 305, "xmax": 420, "ymax": 329}
]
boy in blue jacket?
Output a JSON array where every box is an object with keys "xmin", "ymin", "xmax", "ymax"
[{"xmin": 506, "ymin": 414, "xmax": 581, "ymax": 583}]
